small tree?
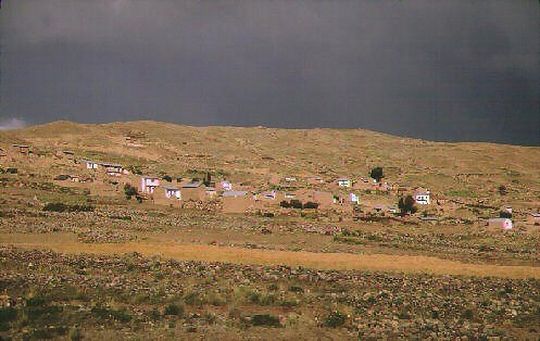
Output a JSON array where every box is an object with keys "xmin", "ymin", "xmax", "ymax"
[
  {"xmin": 498, "ymin": 185, "xmax": 508, "ymax": 196},
  {"xmin": 202, "ymin": 172, "xmax": 212, "ymax": 186},
  {"xmin": 499, "ymin": 211, "xmax": 512, "ymax": 219},
  {"xmin": 124, "ymin": 184, "xmax": 138, "ymax": 199},
  {"xmin": 162, "ymin": 175, "xmax": 172, "ymax": 182},
  {"xmin": 370, "ymin": 167, "xmax": 384, "ymax": 182},
  {"xmin": 398, "ymin": 195, "xmax": 417, "ymax": 215}
]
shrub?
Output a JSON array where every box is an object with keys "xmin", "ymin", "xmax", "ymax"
[
  {"xmin": 0, "ymin": 307, "xmax": 17, "ymax": 322},
  {"xmin": 288, "ymin": 285, "xmax": 304, "ymax": 293},
  {"xmin": 463, "ymin": 309, "xmax": 474, "ymax": 320},
  {"xmin": 498, "ymin": 185, "xmax": 508, "ymax": 195},
  {"xmin": 290, "ymin": 200, "xmax": 303, "ymax": 209},
  {"xmin": 124, "ymin": 184, "xmax": 138, "ymax": 199},
  {"xmin": 499, "ymin": 211, "xmax": 512, "ymax": 218},
  {"xmin": 69, "ymin": 327, "xmax": 83, "ymax": 341},
  {"xmin": 43, "ymin": 203, "xmax": 95, "ymax": 213},
  {"xmin": 303, "ymin": 201, "xmax": 319, "ymax": 209},
  {"xmin": 54, "ymin": 174, "xmax": 71, "ymax": 181},
  {"xmin": 164, "ymin": 303, "xmax": 184, "ymax": 316},
  {"xmin": 6, "ymin": 167, "xmax": 18, "ymax": 174},
  {"xmin": 324, "ymin": 311, "xmax": 346, "ymax": 328},
  {"xmin": 251, "ymin": 314, "xmax": 281, "ymax": 327},
  {"xmin": 91, "ymin": 306, "xmax": 132, "ymax": 323},
  {"xmin": 162, "ymin": 175, "xmax": 172, "ymax": 182},
  {"xmin": 126, "ymin": 165, "xmax": 142, "ymax": 175},
  {"xmin": 279, "ymin": 200, "xmax": 291, "ymax": 208}
]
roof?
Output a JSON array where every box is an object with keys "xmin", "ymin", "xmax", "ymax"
[
  {"xmin": 223, "ymin": 190, "xmax": 248, "ymax": 197},
  {"xmin": 62, "ymin": 150, "xmax": 75, "ymax": 154},
  {"xmin": 182, "ymin": 180, "xmax": 203, "ymax": 188},
  {"xmin": 162, "ymin": 185, "xmax": 180, "ymax": 191},
  {"xmin": 488, "ymin": 218, "xmax": 511, "ymax": 222},
  {"xmin": 12, "ymin": 144, "xmax": 29, "ymax": 148},
  {"xmin": 414, "ymin": 187, "xmax": 430, "ymax": 195},
  {"xmin": 82, "ymin": 159, "xmax": 98, "ymax": 164},
  {"xmin": 528, "ymin": 212, "xmax": 540, "ymax": 217},
  {"xmin": 100, "ymin": 162, "xmax": 123, "ymax": 168},
  {"xmin": 336, "ymin": 177, "xmax": 350, "ymax": 181},
  {"xmin": 141, "ymin": 175, "xmax": 160, "ymax": 179}
]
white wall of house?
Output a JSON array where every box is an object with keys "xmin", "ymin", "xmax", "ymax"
[
  {"xmin": 337, "ymin": 179, "xmax": 352, "ymax": 187},
  {"xmin": 414, "ymin": 194, "xmax": 430, "ymax": 205},
  {"xmin": 165, "ymin": 189, "xmax": 181, "ymax": 199},
  {"xmin": 141, "ymin": 177, "xmax": 160, "ymax": 193},
  {"xmin": 86, "ymin": 162, "xmax": 98, "ymax": 169}
]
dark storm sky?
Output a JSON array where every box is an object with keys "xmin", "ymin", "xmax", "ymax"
[{"xmin": 0, "ymin": 1, "xmax": 539, "ymax": 145}]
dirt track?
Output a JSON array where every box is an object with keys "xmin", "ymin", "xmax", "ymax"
[{"xmin": 1, "ymin": 233, "xmax": 539, "ymax": 279}]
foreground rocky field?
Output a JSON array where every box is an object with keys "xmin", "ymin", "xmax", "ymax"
[{"xmin": 1, "ymin": 247, "xmax": 539, "ymax": 340}]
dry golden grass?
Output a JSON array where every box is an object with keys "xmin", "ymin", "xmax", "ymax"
[
  {"xmin": 2, "ymin": 233, "xmax": 538, "ymax": 279},
  {"xmin": 2, "ymin": 120, "xmax": 539, "ymax": 201}
]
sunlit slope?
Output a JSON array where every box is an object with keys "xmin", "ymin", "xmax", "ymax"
[{"xmin": 1, "ymin": 120, "xmax": 539, "ymax": 200}]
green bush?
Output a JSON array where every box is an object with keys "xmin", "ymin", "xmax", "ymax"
[
  {"xmin": 324, "ymin": 311, "xmax": 346, "ymax": 328},
  {"xmin": 251, "ymin": 314, "xmax": 281, "ymax": 327},
  {"xmin": 303, "ymin": 201, "xmax": 319, "ymax": 209},
  {"xmin": 0, "ymin": 307, "xmax": 17, "ymax": 322},
  {"xmin": 91, "ymin": 306, "xmax": 132, "ymax": 323},
  {"xmin": 123, "ymin": 184, "xmax": 138, "ymax": 199},
  {"xmin": 164, "ymin": 303, "xmax": 184, "ymax": 316},
  {"xmin": 43, "ymin": 203, "xmax": 94, "ymax": 213}
]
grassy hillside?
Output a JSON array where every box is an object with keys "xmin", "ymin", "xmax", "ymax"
[{"xmin": 1, "ymin": 120, "xmax": 539, "ymax": 203}]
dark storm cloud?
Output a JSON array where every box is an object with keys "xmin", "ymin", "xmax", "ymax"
[{"xmin": 0, "ymin": 0, "xmax": 539, "ymax": 144}]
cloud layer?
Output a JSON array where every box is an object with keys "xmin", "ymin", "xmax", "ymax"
[{"xmin": 0, "ymin": 0, "xmax": 538, "ymax": 144}]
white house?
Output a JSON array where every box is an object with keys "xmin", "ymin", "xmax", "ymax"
[
  {"xmin": 349, "ymin": 193, "xmax": 360, "ymax": 204},
  {"xmin": 262, "ymin": 190, "xmax": 277, "ymax": 200},
  {"xmin": 220, "ymin": 180, "xmax": 232, "ymax": 191},
  {"xmin": 140, "ymin": 176, "xmax": 160, "ymax": 194},
  {"xmin": 101, "ymin": 162, "xmax": 124, "ymax": 177},
  {"xmin": 83, "ymin": 160, "xmax": 99, "ymax": 170},
  {"xmin": 413, "ymin": 188, "xmax": 431, "ymax": 205},
  {"xmin": 163, "ymin": 185, "xmax": 181, "ymax": 199},
  {"xmin": 223, "ymin": 190, "xmax": 248, "ymax": 198},
  {"xmin": 336, "ymin": 178, "xmax": 352, "ymax": 187},
  {"xmin": 488, "ymin": 218, "xmax": 513, "ymax": 230}
]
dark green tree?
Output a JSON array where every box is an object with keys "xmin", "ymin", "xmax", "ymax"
[
  {"xmin": 124, "ymin": 184, "xmax": 138, "ymax": 199},
  {"xmin": 398, "ymin": 195, "xmax": 417, "ymax": 215},
  {"xmin": 370, "ymin": 167, "xmax": 384, "ymax": 182}
]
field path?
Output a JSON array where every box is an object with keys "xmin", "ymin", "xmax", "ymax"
[{"xmin": 1, "ymin": 233, "xmax": 539, "ymax": 279}]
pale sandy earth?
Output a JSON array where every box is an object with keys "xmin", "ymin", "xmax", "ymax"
[{"xmin": 2, "ymin": 233, "xmax": 538, "ymax": 279}]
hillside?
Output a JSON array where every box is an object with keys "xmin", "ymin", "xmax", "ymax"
[{"xmin": 1, "ymin": 120, "xmax": 539, "ymax": 205}]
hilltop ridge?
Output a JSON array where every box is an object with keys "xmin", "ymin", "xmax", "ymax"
[{"xmin": 1, "ymin": 120, "xmax": 539, "ymax": 203}]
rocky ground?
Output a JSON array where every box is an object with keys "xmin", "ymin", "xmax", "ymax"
[{"xmin": 1, "ymin": 247, "xmax": 539, "ymax": 340}]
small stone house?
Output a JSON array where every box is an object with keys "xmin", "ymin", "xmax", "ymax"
[
  {"xmin": 163, "ymin": 185, "xmax": 181, "ymax": 200},
  {"xmin": 140, "ymin": 176, "xmax": 160, "ymax": 194},
  {"xmin": 413, "ymin": 188, "xmax": 431, "ymax": 205},
  {"xmin": 181, "ymin": 180, "xmax": 206, "ymax": 201},
  {"xmin": 12, "ymin": 144, "xmax": 30, "ymax": 155},
  {"xmin": 336, "ymin": 178, "xmax": 352, "ymax": 188},
  {"xmin": 488, "ymin": 218, "xmax": 513, "ymax": 230},
  {"xmin": 82, "ymin": 160, "xmax": 99, "ymax": 170},
  {"xmin": 100, "ymin": 162, "xmax": 124, "ymax": 177}
]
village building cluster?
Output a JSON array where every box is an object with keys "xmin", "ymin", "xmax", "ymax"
[{"xmin": 2, "ymin": 143, "xmax": 539, "ymax": 230}]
